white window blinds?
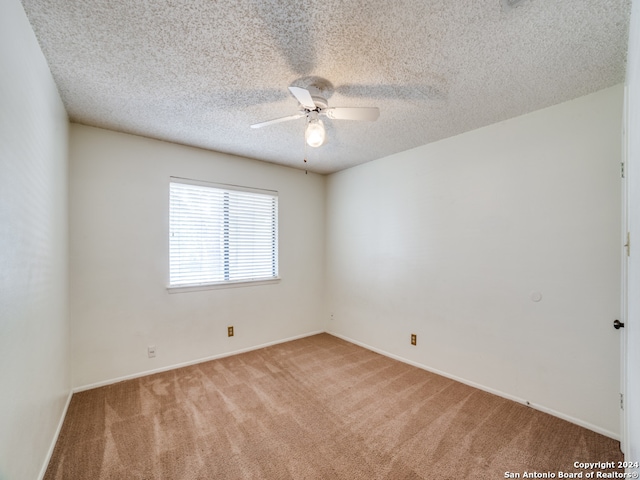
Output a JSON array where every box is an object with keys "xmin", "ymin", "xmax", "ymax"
[{"xmin": 169, "ymin": 178, "xmax": 278, "ymax": 288}]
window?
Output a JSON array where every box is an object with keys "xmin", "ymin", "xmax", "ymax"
[{"xmin": 169, "ymin": 178, "xmax": 278, "ymax": 289}]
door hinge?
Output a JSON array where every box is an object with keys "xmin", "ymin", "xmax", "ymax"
[
  {"xmin": 625, "ymin": 232, "xmax": 630, "ymax": 257},
  {"xmin": 620, "ymin": 393, "xmax": 624, "ymax": 410},
  {"xmin": 621, "ymin": 162, "xmax": 625, "ymax": 178}
]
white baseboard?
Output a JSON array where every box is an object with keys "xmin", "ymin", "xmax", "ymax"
[
  {"xmin": 73, "ymin": 330, "xmax": 324, "ymax": 393},
  {"xmin": 38, "ymin": 389, "xmax": 73, "ymax": 480},
  {"xmin": 327, "ymin": 331, "xmax": 619, "ymax": 441}
]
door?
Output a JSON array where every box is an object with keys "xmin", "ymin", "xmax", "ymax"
[{"xmin": 620, "ymin": 84, "xmax": 629, "ymax": 455}]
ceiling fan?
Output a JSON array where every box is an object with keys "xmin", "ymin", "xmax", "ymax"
[{"xmin": 250, "ymin": 84, "xmax": 380, "ymax": 148}]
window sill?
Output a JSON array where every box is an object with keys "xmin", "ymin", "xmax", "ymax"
[{"xmin": 167, "ymin": 277, "xmax": 281, "ymax": 294}]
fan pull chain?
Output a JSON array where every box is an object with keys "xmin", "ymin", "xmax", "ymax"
[{"xmin": 303, "ymin": 122, "xmax": 308, "ymax": 174}]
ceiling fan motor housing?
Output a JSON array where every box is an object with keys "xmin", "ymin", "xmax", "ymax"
[{"xmin": 309, "ymin": 95, "xmax": 328, "ymax": 110}]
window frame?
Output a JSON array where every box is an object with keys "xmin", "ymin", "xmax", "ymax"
[{"xmin": 167, "ymin": 177, "xmax": 280, "ymax": 293}]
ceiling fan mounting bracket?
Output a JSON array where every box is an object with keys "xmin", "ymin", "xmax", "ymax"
[{"xmin": 293, "ymin": 76, "xmax": 334, "ymax": 98}]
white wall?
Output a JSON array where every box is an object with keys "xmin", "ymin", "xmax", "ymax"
[
  {"xmin": 0, "ymin": 1, "xmax": 70, "ymax": 479},
  {"xmin": 326, "ymin": 85, "xmax": 623, "ymax": 438},
  {"xmin": 69, "ymin": 125, "xmax": 326, "ymax": 388},
  {"xmin": 624, "ymin": 0, "xmax": 640, "ymax": 467}
]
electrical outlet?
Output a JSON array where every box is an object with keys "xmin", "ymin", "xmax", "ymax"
[
  {"xmin": 228, "ymin": 326, "xmax": 234, "ymax": 337},
  {"xmin": 148, "ymin": 345, "xmax": 156, "ymax": 358},
  {"xmin": 410, "ymin": 334, "xmax": 417, "ymax": 346}
]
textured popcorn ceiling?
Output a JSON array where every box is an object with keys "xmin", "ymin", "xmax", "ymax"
[{"xmin": 21, "ymin": 0, "xmax": 630, "ymax": 174}]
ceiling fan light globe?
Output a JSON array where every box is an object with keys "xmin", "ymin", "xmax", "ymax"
[{"xmin": 305, "ymin": 119, "xmax": 326, "ymax": 148}]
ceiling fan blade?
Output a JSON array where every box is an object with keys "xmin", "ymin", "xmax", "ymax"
[
  {"xmin": 288, "ymin": 86, "xmax": 316, "ymax": 109},
  {"xmin": 250, "ymin": 112, "xmax": 304, "ymax": 129},
  {"xmin": 324, "ymin": 107, "xmax": 380, "ymax": 121}
]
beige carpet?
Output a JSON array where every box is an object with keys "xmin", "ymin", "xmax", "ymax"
[{"xmin": 45, "ymin": 333, "xmax": 622, "ymax": 479}]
